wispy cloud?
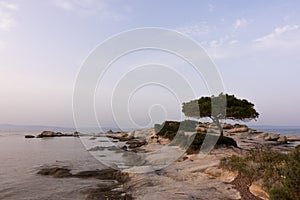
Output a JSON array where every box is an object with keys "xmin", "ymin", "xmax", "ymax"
[
  {"xmin": 177, "ymin": 22, "xmax": 210, "ymax": 36},
  {"xmin": 209, "ymin": 39, "xmax": 223, "ymax": 48},
  {"xmin": 0, "ymin": 1, "xmax": 19, "ymax": 31},
  {"xmin": 53, "ymin": 0, "xmax": 125, "ymax": 21},
  {"xmin": 254, "ymin": 24, "xmax": 299, "ymax": 42},
  {"xmin": 252, "ymin": 24, "xmax": 300, "ymax": 51},
  {"xmin": 234, "ymin": 18, "xmax": 247, "ymax": 29}
]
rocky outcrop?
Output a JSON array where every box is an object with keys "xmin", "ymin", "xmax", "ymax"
[
  {"xmin": 277, "ymin": 136, "xmax": 288, "ymax": 144},
  {"xmin": 227, "ymin": 126, "xmax": 249, "ymax": 134},
  {"xmin": 37, "ymin": 167, "xmax": 131, "ymax": 199},
  {"xmin": 264, "ymin": 133, "xmax": 280, "ymax": 141},
  {"xmin": 284, "ymin": 134, "xmax": 300, "ymax": 141},
  {"xmin": 36, "ymin": 131, "xmax": 79, "ymax": 138}
]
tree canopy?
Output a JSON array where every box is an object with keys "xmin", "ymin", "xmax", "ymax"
[{"xmin": 182, "ymin": 94, "xmax": 259, "ymax": 135}]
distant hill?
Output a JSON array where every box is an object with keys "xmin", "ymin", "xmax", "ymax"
[
  {"xmin": 0, "ymin": 124, "xmax": 75, "ymax": 132},
  {"xmin": 0, "ymin": 124, "xmax": 124, "ymax": 133}
]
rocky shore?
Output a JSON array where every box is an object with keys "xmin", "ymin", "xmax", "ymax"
[
  {"xmin": 35, "ymin": 123, "xmax": 300, "ymax": 200},
  {"xmin": 104, "ymin": 123, "xmax": 299, "ymax": 200}
]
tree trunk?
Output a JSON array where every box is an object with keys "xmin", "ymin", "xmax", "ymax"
[{"xmin": 211, "ymin": 117, "xmax": 223, "ymax": 137}]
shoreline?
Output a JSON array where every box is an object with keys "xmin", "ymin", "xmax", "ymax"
[{"xmin": 29, "ymin": 123, "xmax": 300, "ymax": 199}]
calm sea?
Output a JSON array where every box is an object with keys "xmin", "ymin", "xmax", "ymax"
[
  {"xmin": 0, "ymin": 130, "xmax": 126, "ymax": 200},
  {"xmin": 249, "ymin": 126, "xmax": 300, "ymax": 136}
]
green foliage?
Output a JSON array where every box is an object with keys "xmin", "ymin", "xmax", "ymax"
[
  {"xmin": 155, "ymin": 120, "xmax": 237, "ymax": 154},
  {"xmin": 154, "ymin": 120, "xmax": 198, "ymax": 139},
  {"xmin": 182, "ymin": 93, "xmax": 259, "ymax": 121},
  {"xmin": 186, "ymin": 134, "xmax": 237, "ymax": 154},
  {"xmin": 221, "ymin": 147, "xmax": 300, "ymax": 200}
]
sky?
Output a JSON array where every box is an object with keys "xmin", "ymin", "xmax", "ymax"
[{"xmin": 0, "ymin": 0, "xmax": 300, "ymax": 128}]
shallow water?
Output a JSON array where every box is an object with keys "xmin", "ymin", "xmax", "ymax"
[{"xmin": 0, "ymin": 132, "xmax": 112, "ymax": 200}]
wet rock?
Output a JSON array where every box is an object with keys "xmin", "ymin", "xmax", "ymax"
[
  {"xmin": 121, "ymin": 145, "xmax": 128, "ymax": 151},
  {"xmin": 84, "ymin": 187, "xmax": 132, "ymax": 200},
  {"xmin": 88, "ymin": 146, "xmax": 106, "ymax": 151},
  {"xmin": 38, "ymin": 166, "xmax": 132, "ymax": 200},
  {"xmin": 25, "ymin": 135, "xmax": 35, "ymax": 138},
  {"xmin": 73, "ymin": 131, "xmax": 80, "ymax": 137},
  {"xmin": 37, "ymin": 167, "xmax": 72, "ymax": 178},
  {"xmin": 74, "ymin": 168, "xmax": 119, "ymax": 180}
]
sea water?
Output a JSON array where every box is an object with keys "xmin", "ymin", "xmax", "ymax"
[{"xmin": 0, "ymin": 131, "xmax": 123, "ymax": 200}]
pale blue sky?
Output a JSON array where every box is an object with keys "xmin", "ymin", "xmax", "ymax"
[{"xmin": 0, "ymin": 0, "xmax": 300, "ymax": 127}]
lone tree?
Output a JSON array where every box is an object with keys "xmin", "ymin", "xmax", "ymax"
[{"xmin": 182, "ymin": 93, "xmax": 259, "ymax": 136}]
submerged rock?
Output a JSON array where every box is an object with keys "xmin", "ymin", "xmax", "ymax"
[
  {"xmin": 38, "ymin": 166, "xmax": 131, "ymax": 199},
  {"xmin": 37, "ymin": 167, "xmax": 72, "ymax": 178},
  {"xmin": 25, "ymin": 135, "xmax": 35, "ymax": 138}
]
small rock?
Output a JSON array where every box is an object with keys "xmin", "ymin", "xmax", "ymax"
[
  {"xmin": 73, "ymin": 131, "xmax": 80, "ymax": 137},
  {"xmin": 25, "ymin": 135, "xmax": 35, "ymax": 138},
  {"xmin": 249, "ymin": 180, "xmax": 269, "ymax": 200},
  {"xmin": 121, "ymin": 145, "xmax": 128, "ymax": 151},
  {"xmin": 204, "ymin": 167, "xmax": 222, "ymax": 178}
]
